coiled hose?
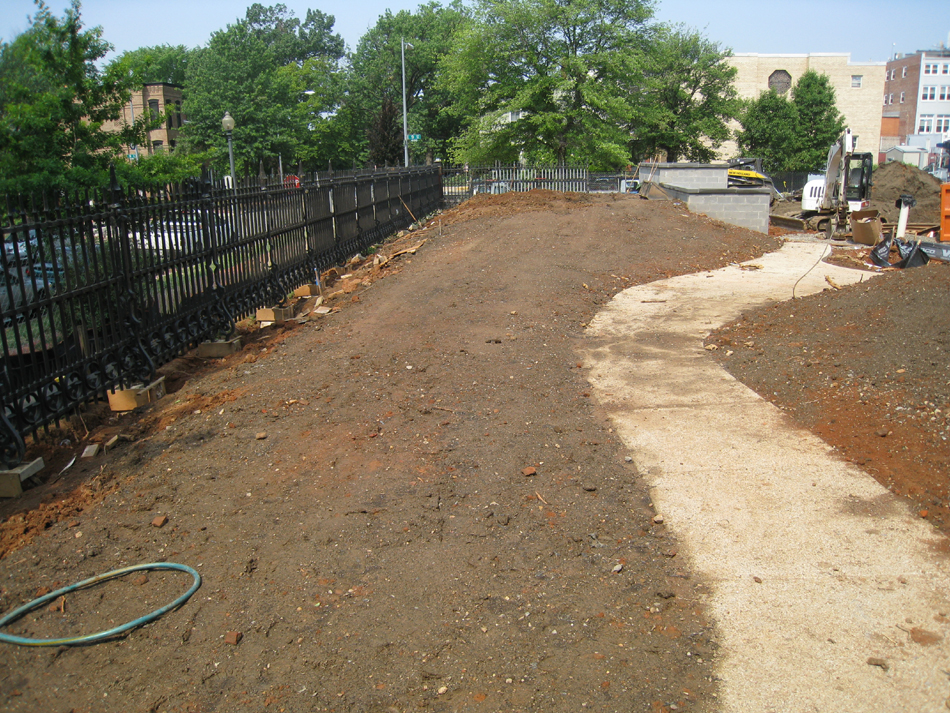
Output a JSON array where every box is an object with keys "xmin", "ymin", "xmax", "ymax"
[{"xmin": 0, "ymin": 562, "xmax": 201, "ymax": 646}]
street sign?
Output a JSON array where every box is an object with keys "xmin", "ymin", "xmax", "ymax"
[{"xmin": 408, "ymin": 134, "xmax": 421, "ymax": 141}]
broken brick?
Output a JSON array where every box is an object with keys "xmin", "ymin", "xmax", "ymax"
[
  {"xmin": 152, "ymin": 515, "xmax": 169, "ymax": 528},
  {"xmin": 224, "ymin": 631, "xmax": 243, "ymax": 645}
]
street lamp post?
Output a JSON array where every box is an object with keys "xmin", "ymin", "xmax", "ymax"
[
  {"xmin": 221, "ymin": 111, "xmax": 236, "ymax": 189},
  {"xmin": 401, "ymin": 38, "xmax": 413, "ymax": 168}
]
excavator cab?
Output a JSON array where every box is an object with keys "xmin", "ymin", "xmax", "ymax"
[{"xmin": 844, "ymin": 152, "xmax": 873, "ymax": 207}]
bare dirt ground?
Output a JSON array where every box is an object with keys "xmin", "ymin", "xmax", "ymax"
[
  {"xmin": 707, "ymin": 250, "xmax": 950, "ymax": 530},
  {"xmin": 1, "ymin": 189, "xmax": 946, "ymax": 713},
  {"xmin": 0, "ymin": 192, "xmax": 782, "ymax": 713}
]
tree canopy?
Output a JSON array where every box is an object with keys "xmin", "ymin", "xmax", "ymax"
[
  {"xmin": 1, "ymin": 0, "xmax": 771, "ymax": 190},
  {"xmin": 737, "ymin": 70, "xmax": 846, "ymax": 173},
  {"xmin": 340, "ymin": 1, "xmax": 470, "ymax": 167},
  {"xmin": 627, "ymin": 25, "xmax": 739, "ymax": 163},
  {"xmin": 790, "ymin": 71, "xmax": 846, "ymax": 171},
  {"xmin": 112, "ymin": 44, "xmax": 193, "ymax": 86},
  {"xmin": 180, "ymin": 3, "xmax": 345, "ymax": 177},
  {"xmin": 0, "ymin": 0, "xmax": 151, "ymax": 194},
  {"xmin": 441, "ymin": 0, "xmax": 655, "ymax": 169}
]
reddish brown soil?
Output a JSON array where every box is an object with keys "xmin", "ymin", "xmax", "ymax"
[
  {"xmin": 0, "ymin": 192, "xmax": 781, "ymax": 713},
  {"xmin": 708, "ymin": 257, "xmax": 950, "ymax": 529},
  {"xmin": 867, "ymin": 161, "xmax": 944, "ymax": 225}
]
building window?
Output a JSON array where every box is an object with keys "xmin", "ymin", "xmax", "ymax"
[
  {"xmin": 889, "ymin": 93, "xmax": 894, "ymax": 104},
  {"xmin": 937, "ymin": 116, "xmax": 950, "ymax": 133},
  {"xmin": 889, "ymin": 69, "xmax": 896, "ymax": 80},
  {"xmin": 919, "ymin": 115, "xmax": 934, "ymax": 133},
  {"xmin": 943, "ymin": 64, "xmax": 949, "ymax": 74},
  {"xmin": 152, "ymin": 140, "xmax": 164, "ymax": 152},
  {"xmin": 148, "ymin": 99, "xmax": 160, "ymax": 122},
  {"xmin": 175, "ymin": 101, "xmax": 182, "ymax": 128},
  {"xmin": 924, "ymin": 63, "xmax": 938, "ymax": 75},
  {"xmin": 922, "ymin": 86, "xmax": 936, "ymax": 100},
  {"xmin": 768, "ymin": 69, "xmax": 792, "ymax": 94},
  {"xmin": 902, "ymin": 66, "xmax": 908, "ymax": 78},
  {"xmin": 900, "ymin": 91, "xmax": 905, "ymax": 103},
  {"xmin": 851, "ymin": 75, "xmax": 863, "ymax": 88},
  {"xmin": 940, "ymin": 86, "xmax": 950, "ymax": 101}
]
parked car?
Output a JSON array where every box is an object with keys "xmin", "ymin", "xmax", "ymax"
[
  {"xmin": 3, "ymin": 240, "xmax": 28, "ymax": 262},
  {"xmin": 1, "ymin": 268, "xmax": 51, "ymax": 325},
  {"xmin": 139, "ymin": 211, "xmax": 234, "ymax": 254},
  {"xmin": 31, "ymin": 262, "xmax": 65, "ymax": 289}
]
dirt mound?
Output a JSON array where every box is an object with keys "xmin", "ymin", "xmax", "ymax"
[
  {"xmin": 0, "ymin": 195, "xmax": 781, "ymax": 713},
  {"xmin": 709, "ymin": 260, "xmax": 950, "ymax": 528},
  {"xmin": 868, "ymin": 161, "xmax": 943, "ymax": 224},
  {"xmin": 443, "ymin": 188, "xmax": 594, "ymax": 225}
]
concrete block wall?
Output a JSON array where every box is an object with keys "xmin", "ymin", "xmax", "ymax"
[
  {"xmin": 639, "ymin": 163, "xmax": 728, "ymax": 190},
  {"xmin": 660, "ymin": 185, "xmax": 771, "ymax": 234}
]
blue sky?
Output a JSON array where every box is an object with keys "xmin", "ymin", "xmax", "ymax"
[{"xmin": 1, "ymin": 0, "xmax": 947, "ymax": 63}]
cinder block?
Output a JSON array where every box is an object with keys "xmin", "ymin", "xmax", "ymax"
[
  {"xmin": 256, "ymin": 307, "xmax": 294, "ymax": 325},
  {"xmin": 293, "ymin": 284, "xmax": 321, "ymax": 297},
  {"xmin": 0, "ymin": 458, "xmax": 44, "ymax": 498},
  {"xmin": 197, "ymin": 337, "xmax": 242, "ymax": 358},
  {"xmin": 108, "ymin": 376, "xmax": 166, "ymax": 412}
]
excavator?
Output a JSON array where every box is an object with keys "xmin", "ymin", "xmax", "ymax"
[
  {"xmin": 800, "ymin": 128, "xmax": 874, "ymax": 238},
  {"xmin": 727, "ymin": 158, "xmax": 775, "ymax": 190}
]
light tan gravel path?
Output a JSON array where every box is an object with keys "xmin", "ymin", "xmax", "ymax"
[{"xmin": 583, "ymin": 240, "xmax": 950, "ymax": 712}]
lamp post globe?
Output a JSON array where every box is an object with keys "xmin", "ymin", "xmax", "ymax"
[{"xmin": 221, "ymin": 112, "xmax": 236, "ymax": 189}]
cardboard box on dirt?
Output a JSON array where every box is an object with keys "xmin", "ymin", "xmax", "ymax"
[{"xmin": 851, "ymin": 209, "xmax": 883, "ymax": 246}]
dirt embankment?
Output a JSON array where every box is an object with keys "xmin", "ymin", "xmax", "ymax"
[
  {"xmin": 867, "ymin": 161, "xmax": 944, "ymax": 224},
  {"xmin": 0, "ymin": 192, "xmax": 781, "ymax": 713}
]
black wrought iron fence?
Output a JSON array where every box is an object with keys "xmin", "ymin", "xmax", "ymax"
[
  {"xmin": 1, "ymin": 165, "xmax": 442, "ymax": 468},
  {"xmin": 441, "ymin": 165, "xmax": 641, "ymax": 202},
  {"xmin": 770, "ymin": 171, "xmax": 813, "ymax": 195}
]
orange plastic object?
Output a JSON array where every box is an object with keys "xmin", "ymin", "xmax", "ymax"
[{"xmin": 942, "ymin": 183, "xmax": 950, "ymax": 242}]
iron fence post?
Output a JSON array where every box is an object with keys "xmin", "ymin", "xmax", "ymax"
[{"xmin": 108, "ymin": 165, "xmax": 155, "ymax": 387}]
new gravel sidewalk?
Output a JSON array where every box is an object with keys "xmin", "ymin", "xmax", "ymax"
[{"xmin": 584, "ymin": 240, "xmax": 950, "ymax": 712}]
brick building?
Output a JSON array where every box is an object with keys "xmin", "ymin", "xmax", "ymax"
[
  {"xmin": 722, "ymin": 53, "xmax": 887, "ymax": 163},
  {"xmin": 881, "ymin": 50, "xmax": 950, "ymax": 171},
  {"xmin": 103, "ymin": 83, "xmax": 185, "ymax": 159}
]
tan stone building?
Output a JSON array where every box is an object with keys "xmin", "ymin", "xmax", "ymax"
[
  {"xmin": 721, "ymin": 53, "xmax": 887, "ymax": 164},
  {"xmin": 103, "ymin": 83, "xmax": 185, "ymax": 159}
]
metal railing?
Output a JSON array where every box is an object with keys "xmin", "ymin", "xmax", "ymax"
[
  {"xmin": 1, "ymin": 165, "xmax": 442, "ymax": 468},
  {"xmin": 441, "ymin": 165, "xmax": 639, "ymax": 203}
]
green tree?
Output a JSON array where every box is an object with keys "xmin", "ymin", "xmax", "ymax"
[
  {"xmin": 737, "ymin": 70, "xmax": 845, "ymax": 173},
  {"xmin": 440, "ymin": 0, "xmax": 653, "ymax": 169},
  {"xmin": 110, "ymin": 44, "xmax": 193, "ymax": 86},
  {"xmin": 0, "ymin": 0, "xmax": 150, "ymax": 194},
  {"xmin": 791, "ymin": 70, "xmax": 845, "ymax": 171},
  {"xmin": 180, "ymin": 4, "xmax": 344, "ymax": 176},
  {"xmin": 366, "ymin": 96, "xmax": 403, "ymax": 166},
  {"xmin": 735, "ymin": 90, "xmax": 801, "ymax": 173},
  {"xmin": 114, "ymin": 148, "xmax": 214, "ymax": 187},
  {"xmin": 628, "ymin": 26, "xmax": 740, "ymax": 163},
  {"xmin": 339, "ymin": 2, "xmax": 470, "ymax": 167}
]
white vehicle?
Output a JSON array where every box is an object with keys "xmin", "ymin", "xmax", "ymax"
[
  {"xmin": 139, "ymin": 212, "xmax": 233, "ymax": 254},
  {"xmin": 800, "ymin": 128, "xmax": 873, "ymax": 238},
  {"xmin": 1, "ymin": 268, "xmax": 50, "ymax": 324}
]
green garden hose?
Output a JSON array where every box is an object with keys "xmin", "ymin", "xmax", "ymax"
[{"xmin": 0, "ymin": 562, "xmax": 201, "ymax": 646}]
